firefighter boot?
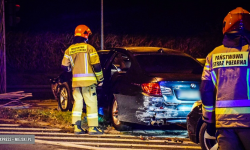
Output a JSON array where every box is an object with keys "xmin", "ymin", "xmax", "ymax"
[
  {"xmin": 74, "ymin": 121, "xmax": 87, "ymax": 134},
  {"xmin": 88, "ymin": 127, "xmax": 103, "ymax": 135}
]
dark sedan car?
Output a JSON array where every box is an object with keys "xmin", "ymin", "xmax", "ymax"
[
  {"xmin": 187, "ymin": 100, "xmax": 217, "ymax": 150},
  {"xmin": 51, "ymin": 47, "xmax": 203, "ymax": 130}
]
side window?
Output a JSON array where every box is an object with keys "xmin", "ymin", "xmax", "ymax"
[{"xmin": 111, "ymin": 52, "xmax": 131, "ymax": 76}]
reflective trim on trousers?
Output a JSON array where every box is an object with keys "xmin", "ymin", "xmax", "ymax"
[
  {"xmin": 72, "ymin": 111, "xmax": 82, "ymax": 116},
  {"xmin": 87, "ymin": 113, "xmax": 98, "ymax": 119}
]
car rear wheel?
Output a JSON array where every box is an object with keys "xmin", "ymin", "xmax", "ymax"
[
  {"xmin": 58, "ymin": 82, "xmax": 73, "ymax": 111},
  {"xmin": 111, "ymin": 98, "xmax": 130, "ymax": 130},
  {"xmin": 199, "ymin": 122, "xmax": 217, "ymax": 150}
]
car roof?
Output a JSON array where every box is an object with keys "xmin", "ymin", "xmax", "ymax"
[
  {"xmin": 115, "ymin": 46, "xmax": 176, "ymax": 53},
  {"xmin": 98, "ymin": 47, "xmax": 191, "ymax": 58},
  {"xmin": 98, "ymin": 50, "xmax": 110, "ymax": 54},
  {"xmin": 113, "ymin": 47, "xmax": 186, "ymax": 55}
]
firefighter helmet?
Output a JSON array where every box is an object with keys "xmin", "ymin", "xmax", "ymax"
[
  {"xmin": 74, "ymin": 25, "xmax": 92, "ymax": 39},
  {"xmin": 223, "ymin": 7, "xmax": 250, "ymax": 34}
]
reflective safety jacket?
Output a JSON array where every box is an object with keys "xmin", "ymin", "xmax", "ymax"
[
  {"xmin": 61, "ymin": 42, "xmax": 104, "ymax": 87},
  {"xmin": 201, "ymin": 44, "xmax": 250, "ymax": 128}
]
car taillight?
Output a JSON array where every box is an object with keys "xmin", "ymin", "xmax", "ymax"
[{"xmin": 141, "ymin": 83, "xmax": 162, "ymax": 96}]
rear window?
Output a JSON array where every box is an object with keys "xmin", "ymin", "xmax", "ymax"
[{"xmin": 135, "ymin": 55, "xmax": 203, "ymax": 74}]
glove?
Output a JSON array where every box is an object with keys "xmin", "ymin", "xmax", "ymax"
[
  {"xmin": 97, "ymin": 81, "xmax": 103, "ymax": 86},
  {"xmin": 206, "ymin": 122, "xmax": 216, "ymax": 136}
]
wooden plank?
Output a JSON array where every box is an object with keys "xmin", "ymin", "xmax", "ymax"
[{"xmin": 0, "ymin": 91, "xmax": 32, "ymax": 99}]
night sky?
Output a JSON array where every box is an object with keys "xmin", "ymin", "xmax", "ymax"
[{"xmin": 8, "ymin": 0, "xmax": 250, "ymax": 36}]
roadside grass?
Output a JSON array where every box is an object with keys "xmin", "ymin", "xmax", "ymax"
[{"xmin": 0, "ymin": 108, "xmax": 110, "ymax": 132}]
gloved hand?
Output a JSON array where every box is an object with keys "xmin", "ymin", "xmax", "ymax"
[
  {"xmin": 97, "ymin": 81, "xmax": 103, "ymax": 86},
  {"xmin": 206, "ymin": 122, "xmax": 216, "ymax": 136}
]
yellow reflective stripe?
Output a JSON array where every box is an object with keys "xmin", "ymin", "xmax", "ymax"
[
  {"xmin": 216, "ymin": 107, "xmax": 250, "ymax": 114},
  {"xmin": 95, "ymin": 71, "xmax": 103, "ymax": 76},
  {"xmin": 72, "ymin": 77, "xmax": 96, "ymax": 81},
  {"xmin": 202, "ymin": 104, "xmax": 213, "ymax": 108},
  {"xmin": 202, "ymin": 104, "xmax": 214, "ymax": 112},
  {"xmin": 87, "ymin": 113, "xmax": 98, "ymax": 118},
  {"xmin": 90, "ymin": 52, "xmax": 98, "ymax": 57}
]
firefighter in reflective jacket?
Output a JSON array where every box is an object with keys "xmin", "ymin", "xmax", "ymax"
[
  {"xmin": 200, "ymin": 7, "xmax": 250, "ymax": 150},
  {"xmin": 61, "ymin": 25, "xmax": 104, "ymax": 135}
]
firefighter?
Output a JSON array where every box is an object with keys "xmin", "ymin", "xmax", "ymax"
[
  {"xmin": 200, "ymin": 7, "xmax": 250, "ymax": 150},
  {"xmin": 61, "ymin": 25, "xmax": 104, "ymax": 135}
]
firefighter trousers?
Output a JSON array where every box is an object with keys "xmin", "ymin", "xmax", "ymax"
[
  {"xmin": 217, "ymin": 128, "xmax": 250, "ymax": 150},
  {"xmin": 72, "ymin": 84, "xmax": 98, "ymax": 127}
]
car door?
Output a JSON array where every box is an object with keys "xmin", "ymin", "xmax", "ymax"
[
  {"xmin": 96, "ymin": 50, "xmax": 116, "ymax": 109},
  {"xmin": 108, "ymin": 52, "xmax": 143, "ymax": 123}
]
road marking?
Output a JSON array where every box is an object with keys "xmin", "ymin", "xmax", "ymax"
[
  {"xmin": 0, "ymin": 131, "xmax": 187, "ymax": 139},
  {"xmin": 0, "ymin": 131, "xmax": 195, "ymax": 144},
  {"xmin": 60, "ymin": 141, "xmax": 202, "ymax": 149},
  {"xmin": 0, "ymin": 127, "xmax": 61, "ymax": 131},
  {"xmin": 0, "ymin": 124, "xmax": 20, "ymax": 127},
  {"xmin": 35, "ymin": 136, "xmax": 195, "ymax": 145},
  {"xmin": 0, "ymin": 123, "xmax": 201, "ymax": 150},
  {"xmin": 35, "ymin": 139, "xmax": 149, "ymax": 150},
  {"xmin": 35, "ymin": 139, "xmax": 201, "ymax": 149}
]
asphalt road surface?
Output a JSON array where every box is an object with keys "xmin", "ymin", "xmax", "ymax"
[
  {"xmin": 0, "ymin": 123, "xmax": 201, "ymax": 150},
  {"xmin": 1, "ymin": 86, "xmax": 202, "ymax": 149}
]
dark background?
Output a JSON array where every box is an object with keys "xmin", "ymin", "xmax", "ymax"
[{"xmin": 8, "ymin": 0, "xmax": 250, "ymax": 36}]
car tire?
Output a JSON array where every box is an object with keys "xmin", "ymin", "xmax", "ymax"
[
  {"xmin": 199, "ymin": 122, "xmax": 217, "ymax": 150},
  {"xmin": 57, "ymin": 82, "xmax": 73, "ymax": 111},
  {"xmin": 111, "ymin": 97, "xmax": 130, "ymax": 131}
]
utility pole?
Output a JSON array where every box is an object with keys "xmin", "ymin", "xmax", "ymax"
[
  {"xmin": 101, "ymin": 0, "xmax": 104, "ymax": 50},
  {"xmin": 0, "ymin": 0, "xmax": 6, "ymax": 94}
]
